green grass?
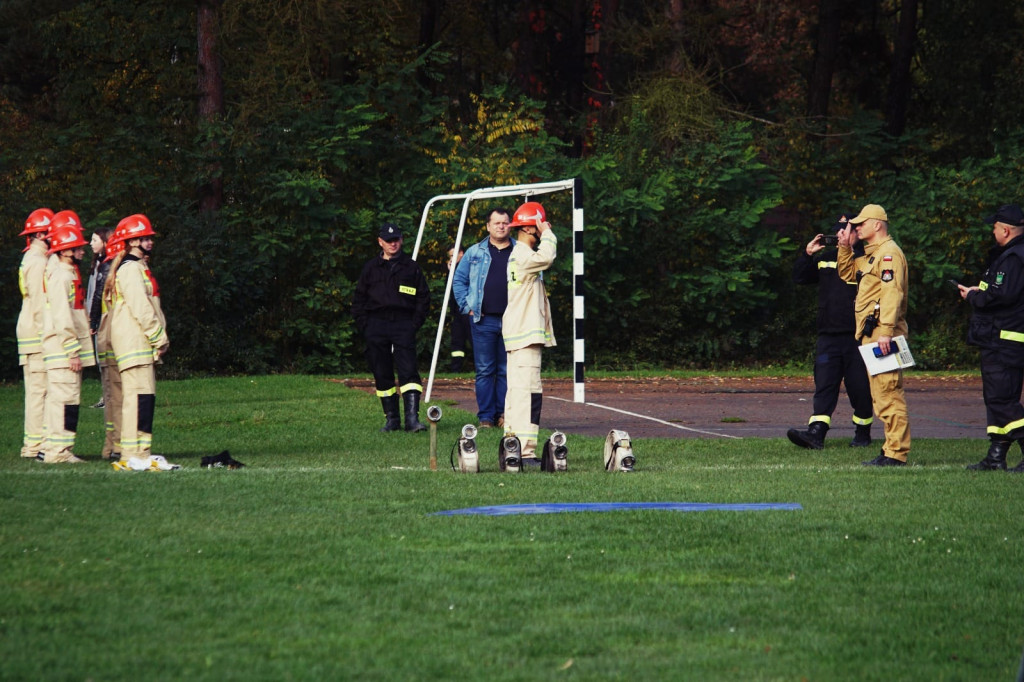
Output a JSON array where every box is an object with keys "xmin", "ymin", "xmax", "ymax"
[{"xmin": 1, "ymin": 374, "xmax": 1022, "ymax": 681}]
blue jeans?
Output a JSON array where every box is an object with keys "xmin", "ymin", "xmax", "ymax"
[{"xmin": 470, "ymin": 315, "xmax": 507, "ymax": 422}]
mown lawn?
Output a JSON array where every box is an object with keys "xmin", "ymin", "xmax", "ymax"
[{"xmin": 1, "ymin": 374, "xmax": 1021, "ymax": 681}]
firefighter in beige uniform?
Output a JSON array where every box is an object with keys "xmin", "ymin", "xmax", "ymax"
[
  {"xmin": 837, "ymin": 204, "xmax": 911, "ymax": 466},
  {"xmin": 96, "ymin": 228, "xmax": 126, "ymax": 459},
  {"xmin": 39, "ymin": 215, "xmax": 96, "ymax": 463},
  {"xmin": 108, "ymin": 215, "xmax": 168, "ymax": 465},
  {"xmin": 16, "ymin": 208, "xmax": 55, "ymax": 459},
  {"xmin": 502, "ymin": 201, "xmax": 556, "ymax": 463}
]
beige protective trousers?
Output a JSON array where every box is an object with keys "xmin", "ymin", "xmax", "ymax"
[
  {"xmin": 504, "ymin": 345, "xmax": 543, "ymax": 458},
  {"xmin": 41, "ymin": 366, "xmax": 81, "ymax": 462},
  {"xmin": 101, "ymin": 365, "xmax": 123, "ymax": 458},
  {"xmin": 866, "ymin": 365, "xmax": 911, "ymax": 462},
  {"xmin": 120, "ymin": 364, "xmax": 156, "ymax": 459},
  {"xmin": 21, "ymin": 353, "xmax": 46, "ymax": 458}
]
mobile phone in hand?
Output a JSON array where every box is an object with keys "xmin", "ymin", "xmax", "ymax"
[
  {"xmin": 873, "ymin": 345, "xmax": 896, "ymax": 358},
  {"xmin": 948, "ymin": 279, "xmax": 961, "ymax": 289},
  {"xmin": 822, "ymin": 234, "xmax": 839, "ymax": 247}
]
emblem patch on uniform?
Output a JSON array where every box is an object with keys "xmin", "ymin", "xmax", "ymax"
[
  {"xmin": 881, "ymin": 269, "xmax": 894, "ymax": 282},
  {"xmin": 399, "ymin": 285, "xmax": 416, "ymax": 296},
  {"xmin": 996, "ymin": 272, "xmax": 1005, "ymax": 285},
  {"xmin": 883, "ymin": 255, "xmax": 892, "ymax": 261}
]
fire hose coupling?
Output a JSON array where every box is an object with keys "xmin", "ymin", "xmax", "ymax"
[
  {"xmin": 541, "ymin": 430, "xmax": 569, "ymax": 472},
  {"xmin": 604, "ymin": 429, "xmax": 635, "ymax": 472},
  {"xmin": 499, "ymin": 434, "xmax": 522, "ymax": 473},
  {"xmin": 426, "ymin": 405, "xmax": 443, "ymax": 423},
  {"xmin": 454, "ymin": 423, "xmax": 479, "ymax": 473}
]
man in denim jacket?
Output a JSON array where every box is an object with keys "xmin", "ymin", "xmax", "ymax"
[{"xmin": 452, "ymin": 208, "xmax": 515, "ymax": 428}]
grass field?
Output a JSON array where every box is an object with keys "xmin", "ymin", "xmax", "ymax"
[{"xmin": 1, "ymin": 374, "xmax": 1022, "ymax": 681}]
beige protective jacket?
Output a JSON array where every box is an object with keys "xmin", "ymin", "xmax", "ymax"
[
  {"xmin": 837, "ymin": 236, "xmax": 909, "ymax": 340},
  {"xmin": 16, "ymin": 239, "xmax": 49, "ymax": 360},
  {"xmin": 502, "ymin": 231, "xmax": 557, "ymax": 351},
  {"xmin": 41, "ymin": 260, "xmax": 96, "ymax": 369},
  {"xmin": 111, "ymin": 256, "xmax": 168, "ymax": 370}
]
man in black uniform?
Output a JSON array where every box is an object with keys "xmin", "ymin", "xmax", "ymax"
[
  {"xmin": 352, "ymin": 223, "xmax": 431, "ymax": 433},
  {"xmin": 787, "ymin": 213, "xmax": 874, "ymax": 450},
  {"xmin": 959, "ymin": 204, "xmax": 1024, "ymax": 471}
]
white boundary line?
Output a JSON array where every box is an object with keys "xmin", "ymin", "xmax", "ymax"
[{"xmin": 547, "ymin": 396, "xmax": 743, "ymax": 439}]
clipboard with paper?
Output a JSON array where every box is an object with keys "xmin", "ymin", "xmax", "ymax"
[{"xmin": 858, "ymin": 334, "xmax": 916, "ymax": 375}]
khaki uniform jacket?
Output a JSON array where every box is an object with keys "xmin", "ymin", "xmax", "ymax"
[
  {"xmin": 16, "ymin": 239, "xmax": 49, "ymax": 360},
  {"xmin": 837, "ymin": 236, "xmax": 909, "ymax": 340},
  {"xmin": 111, "ymin": 256, "xmax": 168, "ymax": 370},
  {"xmin": 41, "ymin": 260, "xmax": 96, "ymax": 370},
  {"xmin": 502, "ymin": 231, "xmax": 557, "ymax": 351}
]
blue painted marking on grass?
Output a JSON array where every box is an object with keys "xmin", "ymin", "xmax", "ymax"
[{"xmin": 433, "ymin": 502, "xmax": 803, "ymax": 516}]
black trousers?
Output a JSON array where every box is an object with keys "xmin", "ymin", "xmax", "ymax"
[
  {"xmin": 450, "ymin": 313, "xmax": 472, "ymax": 371},
  {"xmin": 981, "ymin": 348, "xmax": 1024, "ymax": 440},
  {"xmin": 811, "ymin": 333, "xmax": 874, "ymax": 425},
  {"xmin": 364, "ymin": 317, "xmax": 422, "ymax": 395}
]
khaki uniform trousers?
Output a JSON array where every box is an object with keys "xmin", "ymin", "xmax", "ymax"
[
  {"xmin": 102, "ymin": 365, "xmax": 123, "ymax": 458},
  {"xmin": 865, "ymin": 358, "xmax": 911, "ymax": 462},
  {"xmin": 42, "ymin": 366, "xmax": 81, "ymax": 462},
  {"xmin": 21, "ymin": 353, "xmax": 47, "ymax": 458},
  {"xmin": 120, "ymin": 364, "xmax": 156, "ymax": 459},
  {"xmin": 504, "ymin": 345, "xmax": 543, "ymax": 458}
]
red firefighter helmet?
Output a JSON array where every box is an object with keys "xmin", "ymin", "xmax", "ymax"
[
  {"xmin": 104, "ymin": 235, "xmax": 125, "ymax": 262},
  {"xmin": 50, "ymin": 210, "xmax": 83, "ymax": 239},
  {"xmin": 21, "ymin": 208, "xmax": 55, "ymax": 237},
  {"xmin": 118, "ymin": 214, "xmax": 155, "ymax": 242},
  {"xmin": 47, "ymin": 216, "xmax": 88, "ymax": 255},
  {"xmin": 508, "ymin": 201, "xmax": 547, "ymax": 228}
]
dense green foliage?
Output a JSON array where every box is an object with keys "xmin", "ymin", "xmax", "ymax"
[
  {"xmin": 2, "ymin": 376, "xmax": 1023, "ymax": 680},
  {"xmin": 1, "ymin": 1, "xmax": 1023, "ymax": 378}
]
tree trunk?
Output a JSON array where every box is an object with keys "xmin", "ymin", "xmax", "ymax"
[
  {"xmin": 197, "ymin": 0, "xmax": 224, "ymax": 214},
  {"xmin": 806, "ymin": 0, "xmax": 845, "ymax": 126},
  {"xmin": 885, "ymin": 0, "xmax": 918, "ymax": 137}
]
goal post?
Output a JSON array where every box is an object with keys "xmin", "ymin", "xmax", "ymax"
[{"xmin": 411, "ymin": 178, "xmax": 584, "ymax": 404}]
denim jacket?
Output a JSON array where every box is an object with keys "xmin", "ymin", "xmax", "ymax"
[{"xmin": 452, "ymin": 237, "xmax": 516, "ymax": 323}]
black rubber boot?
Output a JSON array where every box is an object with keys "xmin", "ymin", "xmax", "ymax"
[
  {"xmin": 967, "ymin": 439, "xmax": 1010, "ymax": 471},
  {"xmin": 787, "ymin": 421, "xmax": 828, "ymax": 450},
  {"xmin": 403, "ymin": 391, "xmax": 427, "ymax": 433},
  {"xmin": 849, "ymin": 423, "xmax": 872, "ymax": 448},
  {"xmin": 1009, "ymin": 441, "xmax": 1024, "ymax": 473},
  {"xmin": 379, "ymin": 395, "xmax": 401, "ymax": 433}
]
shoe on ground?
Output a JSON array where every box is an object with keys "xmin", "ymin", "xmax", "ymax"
[
  {"xmin": 861, "ymin": 452, "xmax": 906, "ymax": 467},
  {"xmin": 497, "ymin": 415, "xmax": 505, "ymax": 428},
  {"xmin": 91, "ymin": 399, "xmax": 105, "ymax": 408},
  {"xmin": 786, "ymin": 427, "xmax": 824, "ymax": 450},
  {"xmin": 36, "ymin": 452, "xmax": 84, "ymax": 464},
  {"xmin": 521, "ymin": 457, "xmax": 542, "ymax": 467},
  {"xmin": 479, "ymin": 420, "xmax": 494, "ymax": 428}
]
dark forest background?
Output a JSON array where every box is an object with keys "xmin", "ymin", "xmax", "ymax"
[{"xmin": 2, "ymin": 0, "xmax": 1023, "ymax": 380}]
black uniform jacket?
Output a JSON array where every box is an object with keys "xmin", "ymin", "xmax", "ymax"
[
  {"xmin": 967, "ymin": 235, "xmax": 1024, "ymax": 362},
  {"xmin": 793, "ymin": 247, "xmax": 860, "ymax": 335},
  {"xmin": 89, "ymin": 259, "xmax": 111, "ymax": 332},
  {"xmin": 351, "ymin": 251, "xmax": 430, "ymax": 332}
]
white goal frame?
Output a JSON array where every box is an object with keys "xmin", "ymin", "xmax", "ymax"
[{"xmin": 411, "ymin": 178, "xmax": 584, "ymax": 404}]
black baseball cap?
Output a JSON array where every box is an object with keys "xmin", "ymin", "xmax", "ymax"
[
  {"xmin": 984, "ymin": 205, "xmax": 1024, "ymax": 227},
  {"xmin": 378, "ymin": 223, "xmax": 403, "ymax": 240},
  {"xmin": 831, "ymin": 212, "xmax": 852, "ymax": 232}
]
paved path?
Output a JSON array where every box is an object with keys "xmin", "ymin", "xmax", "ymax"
[{"xmin": 396, "ymin": 375, "xmax": 986, "ymax": 441}]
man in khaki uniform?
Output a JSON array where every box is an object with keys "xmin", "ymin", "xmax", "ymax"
[
  {"xmin": 39, "ymin": 215, "xmax": 96, "ymax": 463},
  {"xmin": 502, "ymin": 201, "xmax": 556, "ymax": 464},
  {"xmin": 16, "ymin": 208, "xmax": 54, "ymax": 459},
  {"xmin": 837, "ymin": 204, "xmax": 911, "ymax": 466}
]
